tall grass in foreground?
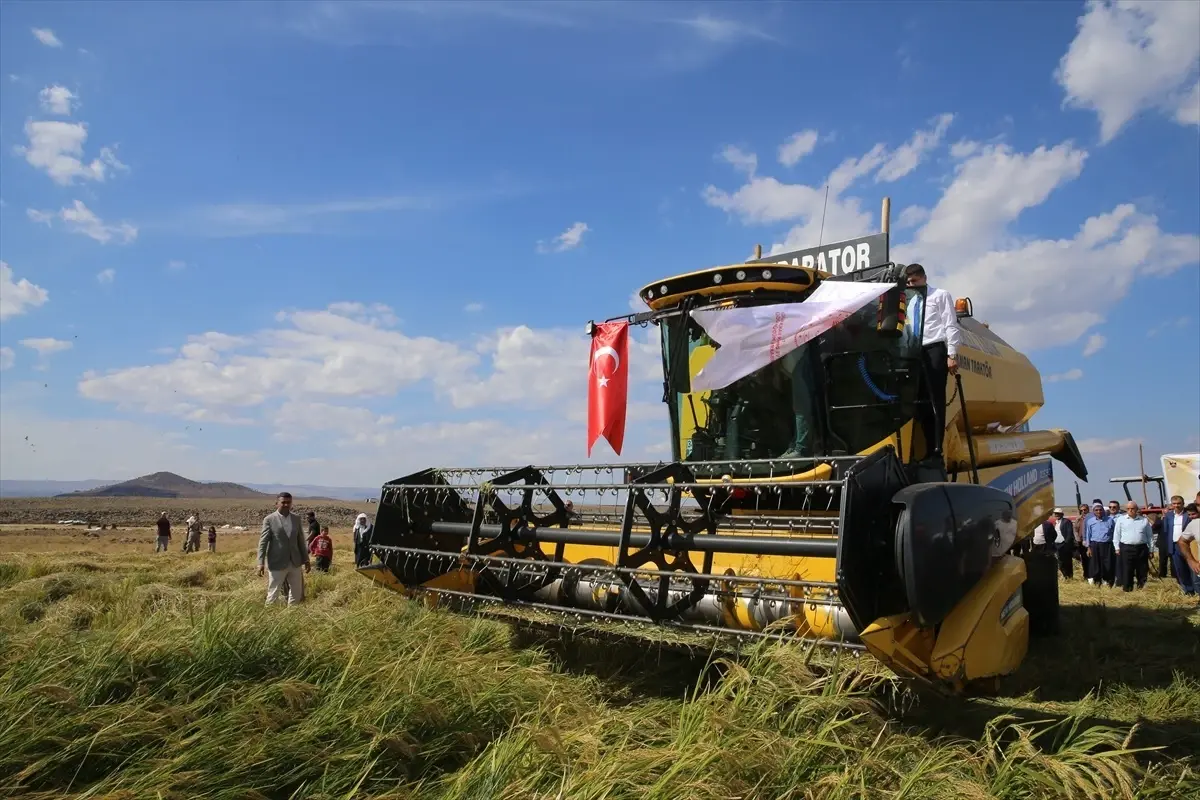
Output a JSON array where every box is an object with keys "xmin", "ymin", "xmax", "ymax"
[{"xmin": 0, "ymin": 551, "xmax": 1196, "ymax": 800}]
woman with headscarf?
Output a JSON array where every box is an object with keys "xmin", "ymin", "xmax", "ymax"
[{"xmin": 353, "ymin": 513, "xmax": 373, "ymax": 567}]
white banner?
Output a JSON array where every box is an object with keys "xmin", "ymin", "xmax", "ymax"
[{"xmin": 689, "ymin": 280, "xmax": 891, "ymax": 392}]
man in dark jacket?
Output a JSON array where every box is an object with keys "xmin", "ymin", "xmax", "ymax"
[
  {"xmin": 155, "ymin": 512, "xmax": 171, "ymax": 552},
  {"xmin": 1163, "ymin": 496, "xmax": 1196, "ymax": 595},
  {"xmin": 1045, "ymin": 508, "xmax": 1076, "ymax": 579}
]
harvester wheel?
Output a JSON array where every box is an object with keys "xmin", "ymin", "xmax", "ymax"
[{"xmin": 1021, "ymin": 551, "xmax": 1059, "ymax": 637}]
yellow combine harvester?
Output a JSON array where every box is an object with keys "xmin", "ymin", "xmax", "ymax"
[{"xmin": 359, "ymin": 198, "xmax": 1089, "ymax": 692}]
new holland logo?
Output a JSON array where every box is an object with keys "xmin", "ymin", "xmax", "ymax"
[{"xmin": 1000, "ymin": 587, "xmax": 1023, "ymax": 624}]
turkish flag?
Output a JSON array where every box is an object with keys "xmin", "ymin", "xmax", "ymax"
[{"xmin": 587, "ymin": 321, "xmax": 629, "ymax": 456}]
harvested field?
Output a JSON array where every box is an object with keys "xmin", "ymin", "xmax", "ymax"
[
  {"xmin": 0, "ymin": 496, "xmax": 375, "ymax": 530},
  {"xmin": 1, "ymin": 511, "xmax": 1197, "ymax": 799}
]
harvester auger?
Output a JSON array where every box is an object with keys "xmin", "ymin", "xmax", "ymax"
[{"xmin": 358, "ymin": 197, "xmax": 1090, "ymax": 692}]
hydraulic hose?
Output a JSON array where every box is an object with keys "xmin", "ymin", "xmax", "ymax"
[{"xmin": 858, "ymin": 354, "xmax": 897, "ymax": 402}]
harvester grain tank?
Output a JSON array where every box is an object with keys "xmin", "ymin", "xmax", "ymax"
[{"xmin": 359, "ymin": 197, "xmax": 1089, "ymax": 692}]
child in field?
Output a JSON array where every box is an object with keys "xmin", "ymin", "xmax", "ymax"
[
  {"xmin": 207, "ymin": 525, "xmax": 217, "ymax": 552},
  {"xmin": 310, "ymin": 525, "xmax": 333, "ymax": 572}
]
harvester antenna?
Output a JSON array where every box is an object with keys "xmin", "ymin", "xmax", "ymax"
[{"xmin": 818, "ymin": 183, "xmax": 830, "ymax": 247}]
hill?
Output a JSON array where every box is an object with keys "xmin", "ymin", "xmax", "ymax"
[{"xmin": 56, "ymin": 472, "xmax": 270, "ymax": 500}]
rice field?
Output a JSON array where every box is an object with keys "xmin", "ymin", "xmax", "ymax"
[{"xmin": 1, "ymin": 530, "xmax": 1197, "ymax": 799}]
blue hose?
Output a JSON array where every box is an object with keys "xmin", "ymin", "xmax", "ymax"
[{"xmin": 858, "ymin": 354, "xmax": 897, "ymax": 401}]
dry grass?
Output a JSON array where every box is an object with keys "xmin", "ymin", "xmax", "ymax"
[
  {"xmin": 0, "ymin": 531, "xmax": 1197, "ymax": 799},
  {"xmin": 0, "ymin": 496, "xmax": 376, "ymax": 529}
]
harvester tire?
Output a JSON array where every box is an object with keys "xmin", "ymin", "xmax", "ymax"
[{"xmin": 1021, "ymin": 551, "xmax": 1059, "ymax": 637}]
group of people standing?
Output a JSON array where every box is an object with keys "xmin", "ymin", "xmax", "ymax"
[
  {"xmin": 154, "ymin": 511, "xmax": 216, "ymax": 553},
  {"xmin": 1031, "ymin": 493, "xmax": 1199, "ymax": 595},
  {"xmin": 256, "ymin": 492, "xmax": 376, "ymax": 605}
]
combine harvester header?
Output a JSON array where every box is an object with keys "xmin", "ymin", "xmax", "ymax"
[{"xmin": 359, "ymin": 197, "xmax": 1090, "ymax": 693}]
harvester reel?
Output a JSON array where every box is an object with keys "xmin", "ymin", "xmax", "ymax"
[
  {"xmin": 615, "ymin": 462, "xmax": 727, "ymax": 622},
  {"xmin": 467, "ymin": 466, "xmax": 572, "ymax": 601}
]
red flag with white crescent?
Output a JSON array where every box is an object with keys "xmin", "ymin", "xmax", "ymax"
[{"xmin": 587, "ymin": 321, "xmax": 629, "ymax": 457}]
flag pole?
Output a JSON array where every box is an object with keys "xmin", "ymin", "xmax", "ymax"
[{"xmin": 1139, "ymin": 442, "xmax": 1148, "ymax": 508}]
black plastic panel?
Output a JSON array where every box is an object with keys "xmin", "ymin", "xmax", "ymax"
[
  {"xmin": 372, "ymin": 468, "xmax": 475, "ymax": 584},
  {"xmin": 892, "ymin": 483, "xmax": 1013, "ymax": 627},
  {"xmin": 835, "ymin": 446, "xmax": 912, "ymax": 632}
]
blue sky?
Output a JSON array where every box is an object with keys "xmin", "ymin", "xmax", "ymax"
[{"xmin": 1, "ymin": 0, "xmax": 1197, "ymax": 506}]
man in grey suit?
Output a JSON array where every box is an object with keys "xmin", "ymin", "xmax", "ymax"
[{"xmin": 257, "ymin": 491, "xmax": 311, "ymax": 605}]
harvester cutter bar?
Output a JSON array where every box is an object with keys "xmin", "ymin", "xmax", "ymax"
[
  {"xmin": 375, "ymin": 544, "xmax": 843, "ymax": 596},
  {"xmin": 400, "ymin": 583, "xmax": 866, "ymax": 652},
  {"xmin": 373, "ymin": 544, "xmax": 850, "ymax": 642}
]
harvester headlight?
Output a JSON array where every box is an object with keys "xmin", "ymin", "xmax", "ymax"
[
  {"xmin": 762, "ymin": 269, "xmax": 772, "ymax": 279},
  {"xmin": 660, "ymin": 285, "xmax": 668, "ymax": 294},
  {"xmin": 736, "ymin": 270, "xmax": 746, "ymax": 280},
  {"xmin": 713, "ymin": 273, "xmax": 722, "ymax": 284}
]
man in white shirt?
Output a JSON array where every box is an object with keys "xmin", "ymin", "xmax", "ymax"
[
  {"xmin": 1113, "ymin": 501, "xmax": 1153, "ymax": 591},
  {"xmin": 904, "ymin": 263, "xmax": 961, "ymax": 461}
]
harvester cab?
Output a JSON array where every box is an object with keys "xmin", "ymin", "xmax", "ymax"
[{"xmin": 359, "ymin": 198, "xmax": 1089, "ymax": 693}]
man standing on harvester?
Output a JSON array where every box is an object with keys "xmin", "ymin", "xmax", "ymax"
[{"xmin": 904, "ymin": 263, "xmax": 961, "ymax": 462}]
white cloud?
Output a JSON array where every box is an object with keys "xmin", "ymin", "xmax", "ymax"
[
  {"xmin": 38, "ymin": 85, "xmax": 77, "ymax": 116},
  {"xmin": 1147, "ymin": 315, "xmax": 1192, "ymax": 337},
  {"xmin": 908, "ymin": 141, "xmax": 1088, "ymax": 256},
  {"xmin": 778, "ymin": 130, "xmax": 818, "ymax": 167},
  {"xmin": 1056, "ymin": 0, "xmax": 1200, "ymax": 142},
  {"xmin": 26, "ymin": 208, "xmax": 53, "ymax": 225},
  {"xmin": 445, "ymin": 324, "xmax": 661, "ymax": 412},
  {"xmin": 704, "ymin": 119, "xmax": 1199, "ymax": 354},
  {"xmin": 0, "ymin": 261, "xmax": 49, "ymax": 320},
  {"xmin": 20, "ymin": 338, "xmax": 73, "ymax": 370},
  {"xmin": 174, "ymin": 195, "xmax": 440, "ymax": 237},
  {"xmin": 167, "ymin": 260, "xmax": 187, "ymax": 271},
  {"xmin": 324, "ymin": 301, "xmax": 399, "ymax": 326},
  {"xmin": 1082, "ymin": 333, "xmax": 1106, "ymax": 357},
  {"xmin": 27, "ymin": 200, "xmax": 138, "ymax": 244},
  {"xmin": 32, "ymin": 28, "xmax": 61, "ymax": 47},
  {"xmin": 675, "ymin": 14, "xmax": 775, "ymax": 44},
  {"xmin": 719, "ymin": 144, "xmax": 758, "ymax": 175},
  {"xmin": 0, "ymin": 347, "xmax": 14, "ymax": 371},
  {"xmin": 14, "ymin": 121, "xmax": 128, "ymax": 186},
  {"xmin": 875, "ymin": 113, "xmax": 954, "ymax": 182},
  {"xmin": 0, "ymin": 404, "xmax": 612, "ymax": 486},
  {"xmin": 896, "ymin": 205, "xmax": 930, "ymax": 230},
  {"xmin": 703, "ymin": 115, "xmax": 954, "ymax": 255},
  {"xmin": 1076, "ymin": 436, "xmax": 1142, "ymax": 455},
  {"xmin": 903, "ymin": 196, "xmax": 1198, "ymax": 351},
  {"xmin": 537, "ymin": 221, "xmax": 589, "ymax": 253},
  {"xmin": 827, "ymin": 143, "xmax": 890, "ymax": 195},
  {"xmin": 464, "ymin": 302, "xmax": 484, "ymax": 313},
  {"xmin": 78, "ymin": 302, "xmax": 479, "ymax": 419},
  {"xmin": 220, "ymin": 448, "xmax": 261, "ymax": 458},
  {"xmin": 1045, "ymin": 368, "xmax": 1084, "ymax": 383},
  {"xmin": 96, "ymin": 268, "xmax": 115, "ymax": 284},
  {"xmin": 1176, "ymin": 81, "xmax": 1200, "ymax": 126},
  {"xmin": 73, "ymin": 297, "xmax": 668, "ymax": 475}
]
